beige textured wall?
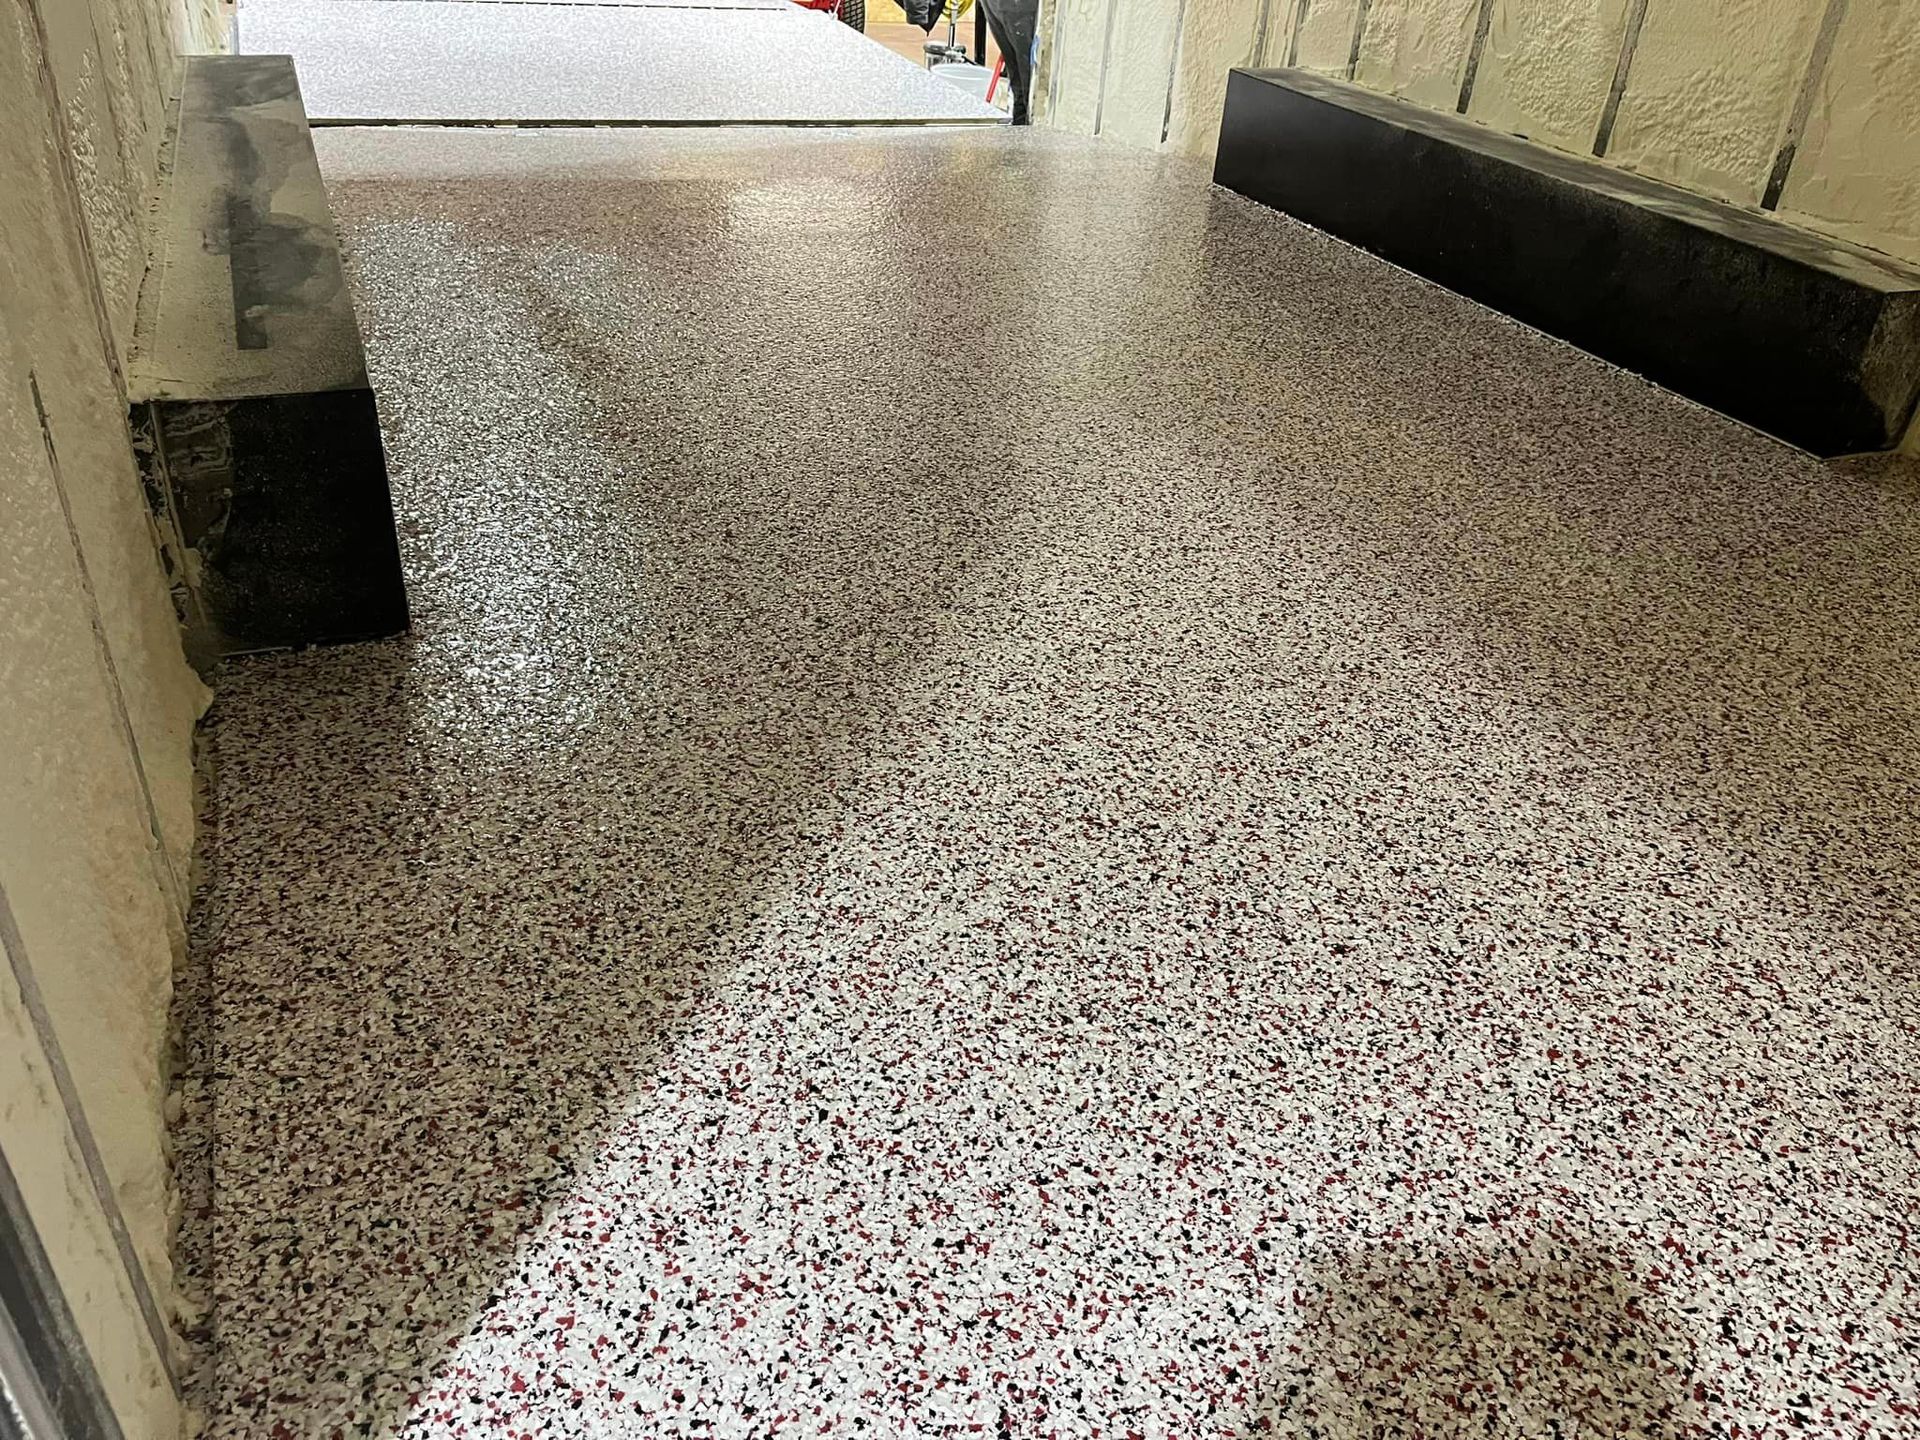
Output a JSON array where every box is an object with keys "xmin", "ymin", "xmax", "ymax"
[
  {"xmin": 1035, "ymin": 0, "xmax": 1920, "ymax": 267},
  {"xmin": 1, "ymin": 0, "xmax": 221, "ymax": 1434},
  {"xmin": 1469, "ymin": 0, "xmax": 1633, "ymax": 153},
  {"xmin": 1042, "ymin": 0, "xmax": 1111, "ymax": 136},
  {"xmin": 1353, "ymin": 0, "xmax": 1478, "ymax": 114},
  {"xmin": 1163, "ymin": 0, "xmax": 1264, "ymax": 154},
  {"xmin": 1292, "ymin": 0, "xmax": 1363, "ymax": 71},
  {"xmin": 1777, "ymin": 0, "xmax": 1920, "ymax": 263},
  {"xmin": 1605, "ymin": 0, "xmax": 1827, "ymax": 205}
]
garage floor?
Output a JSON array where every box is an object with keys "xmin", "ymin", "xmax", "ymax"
[
  {"xmin": 180, "ymin": 128, "xmax": 1920, "ymax": 1438},
  {"xmin": 236, "ymin": 0, "xmax": 1002, "ymax": 123}
]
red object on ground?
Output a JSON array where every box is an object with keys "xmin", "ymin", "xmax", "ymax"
[{"xmin": 987, "ymin": 52, "xmax": 1003, "ymax": 102}]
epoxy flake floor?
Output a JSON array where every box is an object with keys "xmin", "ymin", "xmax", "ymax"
[
  {"xmin": 182, "ymin": 129, "xmax": 1920, "ymax": 1439},
  {"xmin": 236, "ymin": 0, "xmax": 1001, "ymax": 123}
]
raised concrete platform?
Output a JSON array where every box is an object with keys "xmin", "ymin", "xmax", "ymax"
[
  {"xmin": 1214, "ymin": 67, "xmax": 1920, "ymax": 457},
  {"xmin": 235, "ymin": 0, "xmax": 1004, "ymax": 124},
  {"xmin": 128, "ymin": 56, "xmax": 408, "ymax": 662}
]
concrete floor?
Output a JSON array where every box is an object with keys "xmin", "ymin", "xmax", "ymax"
[{"xmin": 181, "ymin": 128, "xmax": 1920, "ymax": 1438}]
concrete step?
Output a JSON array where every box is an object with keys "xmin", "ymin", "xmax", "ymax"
[
  {"xmin": 1215, "ymin": 67, "xmax": 1920, "ymax": 457},
  {"xmin": 129, "ymin": 56, "xmax": 409, "ymax": 663}
]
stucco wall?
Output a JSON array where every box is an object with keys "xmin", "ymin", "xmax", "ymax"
[
  {"xmin": 1034, "ymin": 0, "xmax": 1920, "ymax": 268},
  {"xmin": 1, "ymin": 0, "xmax": 222, "ymax": 1434},
  {"xmin": 1777, "ymin": 0, "xmax": 1920, "ymax": 264}
]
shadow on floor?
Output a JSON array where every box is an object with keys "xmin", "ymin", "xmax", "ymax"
[
  {"xmin": 1246, "ymin": 1228, "xmax": 1695, "ymax": 1438},
  {"xmin": 184, "ymin": 130, "xmax": 1920, "ymax": 1436},
  {"xmin": 188, "ymin": 142, "xmax": 1054, "ymax": 1436}
]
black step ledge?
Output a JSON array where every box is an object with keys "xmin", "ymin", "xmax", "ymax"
[{"xmin": 1214, "ymin": 66, "xmax": 1920, "ymax": 457}]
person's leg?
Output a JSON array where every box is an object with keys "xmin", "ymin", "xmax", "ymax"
[{"xmin": 979, "ymin": 0, "xmax": 1036, "ymax": 124}]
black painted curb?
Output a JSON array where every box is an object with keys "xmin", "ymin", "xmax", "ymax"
[{"xmin": 1214, "ymin": 67, "xmax": 1920, "ymax": 457}]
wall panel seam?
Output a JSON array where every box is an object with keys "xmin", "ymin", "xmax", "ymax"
[
  {"xmin": 1159, "ymin": 0, "xmax": 1191, "ymax": 144},
  {"xmin": 19, "ymin": 0, "xmax": 132, "ymax": 392},
  {"xmin": 1593, "ymin": 0, "xmax": 1650, "ymax": 155},
  {"xmin": 1346, "ymin": 0, "xmax": 1371, "ymax": 80},
  {"xmin": 0, "ymin": 880, "xmax": 179, "ymax": 1398},
  {"xmin": 1456, "ymin": 0, "xmax": 1495, "ymax": 112},
  {"xmin": 1763, "ymin": 0, "xmax": 1850, "ymax": 208},
  {"xmin": 1092, "ymin": 0, "xmax": 1119, "ymax": 134},
  {"xmin": 1042, "ymin": 0, "xmax": 1064, "ymax": 120},
  {"xmin": 27, "ymin": 374, "xmax": 187, "ymax": 922},
  {"xmin": 1285, "ymin": 0, "xmax": 1308, "ymax": 67},
  {"xmin": 18, "ymin": 0, "xmax": 189, "ymax": 924},
  {"xmin": 1248, "ymin": 0, "xmax": 1277, "ymax": 69}
]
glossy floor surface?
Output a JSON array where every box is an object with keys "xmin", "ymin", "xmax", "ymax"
[
  {"xmin": 181, "ymin": 128, "xmax": 1920, "ymax": 1438},
  {"xmin": 236, "ymin": 0, "xmax": 1002, "ymax": 123}
]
